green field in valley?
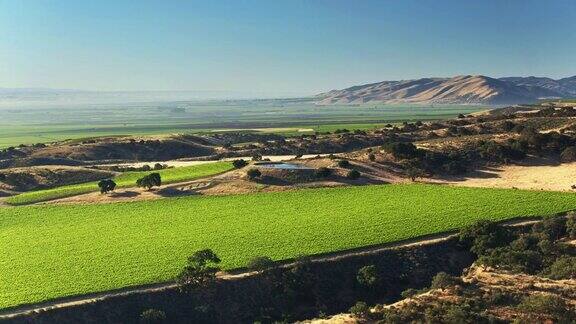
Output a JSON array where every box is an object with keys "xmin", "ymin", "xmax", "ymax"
[
  {"xmin": 5, "ymin": 162, "xmax": 233, "ymax": 205},
  {"xmin": 0, "ymin": 100, "xmax": 485, "ymax": 147},
  {"xmin": 2, "ymin": 183, "xmax": 576, "ymax": 309}
]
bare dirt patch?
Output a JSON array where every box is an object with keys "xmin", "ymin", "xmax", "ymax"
[{"xmin": 432, "ymin": 157, "xmax": 576, "ymax": 192}]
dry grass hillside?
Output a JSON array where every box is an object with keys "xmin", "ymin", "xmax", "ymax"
[
  {"xmin": 316, "ymin": 75, "xmax": 569, "ymax": 105},
  {"xmin": 307, "ymin": 265, "xmax": 576, "ymax": 324},
  {"xmin": 0, "ymin": 166, "xmax": 114, "ymax": 194}
]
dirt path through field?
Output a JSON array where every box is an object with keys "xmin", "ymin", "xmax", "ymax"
[
  {"xmin": 0, "ymin": 218, "xmax": 541, "ymax": 320},
  {"xmin": 97, "ymin": 154, "xmax": 334, "ymax": 168}
]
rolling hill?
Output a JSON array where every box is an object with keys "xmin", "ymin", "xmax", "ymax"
[{"xmin": 316, "ymin": 75, "xmax": 576, "ymax": 105}]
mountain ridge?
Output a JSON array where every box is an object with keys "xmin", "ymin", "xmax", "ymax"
[{"xmin": 316, "ymin": 75, "xmax": 576, "ymax": 105}]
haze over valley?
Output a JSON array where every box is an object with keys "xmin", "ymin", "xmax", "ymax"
[{"xmin": 1, "ymin": 1, "xmax": 576, "ymax": 323}]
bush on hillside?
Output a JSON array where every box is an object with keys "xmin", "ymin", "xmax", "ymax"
[
  {"xmin": 531, "ymin": 216, "xmax": 566, "ymax": 241},
  {"xmin": 357, "ymin": 265, "xmax": 379, "ymax": 287},
  {"xmin": 566, "ymin": 212, "xmax": 576, "ymax": 238},
  {"xmin": 246, "ymin": 168, "xmax": 261, "ymax": 180},
  {"xmin": 518, "ymin": 294, "xmax": 569, "ymax": 318},
  {"xmin": 349, "ymin": 301, "xmax": 370, "ymax": 319},
  {"xmin": 346, "ymin": 170, "xmax": 361, "ymax": 180},
  {"xmin": 560, "ymin": 146, "xmax": 576, "ymax": 162},
  {"xmin": 176, "ymin": 249, "xmax": 221, "ymax": 292},
  {"xmin": 247, "ymin": 256, "xmax": 275, "ymax": 272},
  {"xmin": 337, "ymin": 160, "xmax": 351, "ymax": 168},
  {"xmin": 315, "ymin": 167, "xmax": 331, "ymax": 178},
  {"xmin": 430, "ymin": 272, "xmax": 457, "ymax": 289},
  {"xmin": 232, "ymin": 159, "xmax": 248, "ymax": 169},
  {"xmin": 382, "ymin": 142, "xmax": 421, "ymax": 159},
  {"xmin": 542, "ymin": 256, "xmax": 576, "ymax": 279},
  {"xmin": 458, "ymin": 220, "xmax": 511, "ymax": 255},
  {"xmin": 153, "ymin": 163, "xmax": 168, "ymax": 170},
  {"xmin": 140, "ymin": 308, "xmax": 166, "ymax": 323}
]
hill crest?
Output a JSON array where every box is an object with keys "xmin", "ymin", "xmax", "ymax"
[{"xmin": 317, "ymin": 75, "xmax": 576, "ymax": 105}]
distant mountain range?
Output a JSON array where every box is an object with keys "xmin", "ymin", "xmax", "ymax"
[{"xmin": 316, "ymin": 75, "xmax": 576, "ymax": 105}]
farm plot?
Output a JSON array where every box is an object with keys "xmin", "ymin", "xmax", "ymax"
[
  {"xmin": 1, "ymin": 184, "xmax": 576, "ymax": 309},
  {"xmin": 5, "ymin": 161, "xmax": 233, "ymax": 205}
]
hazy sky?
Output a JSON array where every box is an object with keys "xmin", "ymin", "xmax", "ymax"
[{"xmin": 0, "ymin": 0, "xmax": 574, "ymax": 95}]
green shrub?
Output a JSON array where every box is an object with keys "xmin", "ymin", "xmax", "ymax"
[
  {"xmin": 566, "ymin": 212, "xmax": 576, "ymax": 239},
  {"xmin": 382, "ymin": 142, "xmax": 421, "ymax": 159},
  {"xmin": 349, "ymin": 301, "xmax": 370, "ymax": 319},
  {"xmin": 478, "ymin": 246, "xmax": 543, "ymax": 274},
  {"xmin": 368, "ymin": 153, "xmax": 375, "ymax": 161},
  {"xmin": 315, "ymin": 167, "xmax": 331, "ymax": 178},
  {"xmin": 518, "ymin": 294, "xmax": 568, "ymax": 317},
  {"xmin": 400, "ymin": 288, "xmax": 420, "ymax": 298},
  {"xmin": 458, "ymin": 220, "xmax": 511, "ymax": 255},
  {"xmin": 423, "ymin": 303, "xmax": 477, "ymax": 324},
  {"xmin": 532, "ymin": 216, "xmax": 566, "ymax": 241},
  {"xmin": 560, "ymin": 146, "xmax": 576, "ymax": 162},
  {"xmin": 176, "ymin": 249, "xmax": 221, "ymax": 292},
  {"xmin": 97, "ymin": 179, "xmax": 116, "ymax": 194},
  {"xmin": 246, "ymin": 168, "xmax": 261, "ymax": 180},
  {"xmin": 247, "ymin": 256, "xmax": 275, "ymax": 272},
  {"xmin": 337, "ymin": 160, "xmax": 351, "ymax": 168},
  {"xmin": 232, "ymin": 159, "xmax": 248, "ymax": 169},
  {"xmin": 357, "ymin": 265, "xmax": 379, "ymax": 287},
  {"xmin": 153, "ymin": 163, "xmax": 167, "ymax": 170},
  {"xmin": 347, "ymin": 170, "xmax": 361, "ymax": 180},
  {"xmin": 136, "ymin": 173, "xmax": 162, "ymax": 190},
  {"xmin": 542, "ymin": 256, "xmax": 576, "ymax": 279},
  {"xmin": 430, "ymin": 272, "xmax": 456, "ymax": 289},
  {"xmin": 140, "ymin": 308, "xmax": 166, "ymax": 323}
]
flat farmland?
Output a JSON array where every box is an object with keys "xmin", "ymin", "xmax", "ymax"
[
  {"xmin": 0, "ymin": 99, "xmax": 484, "ymax": 147},
  {"xmin": 2, "ymin": 184, "xmax": 576, "ymax": 309}
]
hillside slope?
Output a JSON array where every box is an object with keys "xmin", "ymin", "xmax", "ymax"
[{"xmin": 317, "ymin": 75, "xmax": 574, "ymax": 105}]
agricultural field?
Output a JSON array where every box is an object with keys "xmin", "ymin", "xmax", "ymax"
[
  {"xmin": 2, "ymin": 183, "xmax": 576, "ymax": 309},
  {"xmin": 0, "ymin": 98, "xmax": 484, "ymax": 147},
  {"xmin": 5, "ymin": 162, "xmax": 233, "ymax": 205}
]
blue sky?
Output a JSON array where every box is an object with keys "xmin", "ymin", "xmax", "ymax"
[{"xmin": 0, "ymin": 0, "xmax": 574, "ymax": 95}]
